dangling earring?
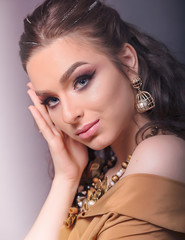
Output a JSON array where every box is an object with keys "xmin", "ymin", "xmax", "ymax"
[{"xmin": 131, "ymin": 76, "xmax": 155, "ymax": 113}]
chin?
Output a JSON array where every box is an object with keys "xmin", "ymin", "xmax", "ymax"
[
  {"xmin": 90, "ymin": 145, "xmax": 106, "ymax": 151},
  {"xmin": 85, "ymin": 136, "xmax": 112, "ymax": 151}
]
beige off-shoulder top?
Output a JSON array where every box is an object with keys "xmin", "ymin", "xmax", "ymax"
[{"xmin": 58, "ymin": 174, "xmax": 185, "ymax": 240}]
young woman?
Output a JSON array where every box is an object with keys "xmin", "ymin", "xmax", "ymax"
[{"xmin": 19, "ymin": 0, "xmax": 185, "ymax": 239}]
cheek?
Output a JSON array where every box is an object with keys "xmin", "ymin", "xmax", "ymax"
[
  {"xmin": 48, "ymin": 109, "xmax": 66, "ymax": 131},
  {"xmin": 81, "ymin": 74, "xmax": 120, "ymax": 109},
  {"xmin": 113, "ymin": 84, "xmax": 135, "ymax": 121},
  {"xmin": 90, "ymin": 74, "xmax": 134, "ymax": 113},
  {"xmin": 97, "ymin": 79, "xmax": 135, "ymax": 131}
]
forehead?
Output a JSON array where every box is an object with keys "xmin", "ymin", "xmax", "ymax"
[
  {"xmin": 27, "ymin": 36, "xmax": 106, "ymax": 76},
  {"xmin": 26, "ymin": 36, "xmax": 111, "ymax": 89},
  {"xmin": 28, "ymin": 36, "xmax": 104, "ymax": 66}
]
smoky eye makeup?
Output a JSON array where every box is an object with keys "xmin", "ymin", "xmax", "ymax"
[
  {"xmin": 40, "ymin": 96, "xmax": 59, "ymax": 109},
  {"xmin": 38, "ymin": 66, "xmax": 96, "ymax": 108},
  {"xmin": 73, "ymin": 68, "xmax": 96, "ymax": 91}
]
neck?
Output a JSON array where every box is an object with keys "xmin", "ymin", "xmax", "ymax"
[
  {"xmin": 111, "ymin": 126, "xmax": 136, "ymax": 162},
  {"xmin": 106, "ymin": 114, "xmax": 148, "ymax": 181}
]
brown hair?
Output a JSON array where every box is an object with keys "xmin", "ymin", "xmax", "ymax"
[{"xmin": 19, "ymin": 0, "xmax": 185, "ymax": 141}]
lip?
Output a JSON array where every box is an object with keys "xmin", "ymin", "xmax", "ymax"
[{"xmin": 76, "ymin": 119, "xmax": 100, "ymax": 139}]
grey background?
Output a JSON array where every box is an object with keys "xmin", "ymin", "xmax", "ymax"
[
  {"xmin": 107, "ymin": 0, "xmax": 185, "ymax": 63},
  {"xmin": 0, "ymin": 1, "xmax": 184, "ymax": 239}
]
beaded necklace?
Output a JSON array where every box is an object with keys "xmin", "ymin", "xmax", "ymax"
[{"xmin": 64, "ymin": 152, "xmax": 131, "ymax": 228}]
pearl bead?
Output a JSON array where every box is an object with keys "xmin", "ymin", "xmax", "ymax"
[
  {"xmin": 110, "ymin": 181, "xmax": 115, "ymax": 186},
  {"xmin": 117, "ymin": 168, "xmax": 124, "ymax": 177},
  {"xmin": 78, "ymin": 201, "xmax": 83, "ymax": 208},
  {"xmin": 139, "ymin": 102, "xmax": 144, "ymax": 107},
  {"xmin": 88, "ymin": 200, "xmax": 95, "ymax": 207},
  {"xmin": 81, "ymin": 191, "xmax": 87, "ymax": 195}
]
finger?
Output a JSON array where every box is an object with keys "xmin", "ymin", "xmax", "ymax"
[
  {"xmin": 27, "ymin": 82, "xmax": 33, "ymax": 89},
  {"xmin": 28, "ymin": 105, "xmax": 61, "ymax": 142},
  {"xmin": 27, "ymin": 88, "xmax": 54, "ymax": 130},
  {"xmin": 27, "ymin": 88, "xmax": 47, "ymax": 113},
  {"xmin": 27, "ymin": 89, "xmax": 62, "ymax": 137},
  {"xmin": 27, "ymin": 83, "xmax": 59, "ymax": 133}
]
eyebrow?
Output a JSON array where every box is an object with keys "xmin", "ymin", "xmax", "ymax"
[
  {"xmin": 60, "ymin": 61, "xmax": 88, "ymax": 84},
  {"xmin": 35, "ymin": 61, "xmax": 88, "ymax": 96}
]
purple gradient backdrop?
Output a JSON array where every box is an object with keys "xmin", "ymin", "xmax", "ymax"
[
  {"xmin": 0, "ymin": 0, "xmax": 184, "ymax": 239},
  {"xmin": 0, "ymin": 1, "xmax": 51, "ymax": 239}
]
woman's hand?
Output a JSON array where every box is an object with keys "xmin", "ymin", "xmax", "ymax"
[
  {"xmin": 27, "ymin": 82, "xmax": 88, "ymax": 184},
  {"xmin": 24, "ymin": 82, "xmax": 88, "ymax": 240}
]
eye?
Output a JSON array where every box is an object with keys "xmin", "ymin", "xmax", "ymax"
[
  {"xmin": 41, "ymin": 97, "xmax": 59, "ymax": 109},
  {"xmin": 74, "ymin": 78, "xmax": 88, "ymax": 90},
  {"xmin": 73, "ymin": 70, "xmax": 96, "ymax": 91}
]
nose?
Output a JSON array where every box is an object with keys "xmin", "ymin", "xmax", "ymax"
[{"xmin": 62, "ymin": 98, "xmax": 83, "ymax": 124}]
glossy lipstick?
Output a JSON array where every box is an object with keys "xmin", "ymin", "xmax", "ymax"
[{"xmin": 76, "ymin": 119, "xmax": 100, "ymax": 140}]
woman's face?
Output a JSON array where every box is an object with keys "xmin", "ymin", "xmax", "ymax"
[{"xmin": 27, "ymin": 37, "xmax": 137, "ymax": 150}]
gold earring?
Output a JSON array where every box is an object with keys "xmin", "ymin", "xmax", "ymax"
[{"xmin": 131, "ymin": 76, "xmax": 155, "ymax": 113}]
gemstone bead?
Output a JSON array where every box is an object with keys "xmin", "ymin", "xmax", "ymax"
[
  {"xmin": 93, "ymin": 177, "xmax": 99, "ymax": 183},
  {"xmin": 69, "ymin": 207, "xmax": 78, "ymax": 215},
  {"xmin": 112, "ymin": 175, "xmax": 119, "ymax": 183},
  {"xmin": 107, "ymin": 160, "xmax": 114, "ymax": 168},
  {"xmin": 122, "ymin": 162, "xmax": 128, "ymax": 169},
  {"xmin": 68, "ymin": 153, "xmax": 132, "ymax": 227},
  {"xmin": 103, "ymin": 165, "xmax": 108, "ymax": 173}
]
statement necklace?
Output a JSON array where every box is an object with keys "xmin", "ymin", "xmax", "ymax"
[{"xmin": 64, "ymin": 153, "xmax": 131, "ymax": 228}]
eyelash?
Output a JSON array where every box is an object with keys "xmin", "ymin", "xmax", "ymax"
[
  {"xmin": 41, "ymin": 70, "xmax": 96, "ymax": 109},
  {"xmin": 41, "ymin": 97, "xmax": 59, "ymax": 109},
  {"xmin": 73, "ymin": 70, "xmax": 96, "ymax": 91}
]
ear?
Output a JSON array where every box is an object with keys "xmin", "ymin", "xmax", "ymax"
[{"xmin": 120, "ymin": 43, "xmax": 139, "ymax": 74}]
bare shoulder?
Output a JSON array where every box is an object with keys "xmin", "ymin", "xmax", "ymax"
[{"xmin": 125, "ymin": 135, "xmax": 185, "ymax": 183}]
